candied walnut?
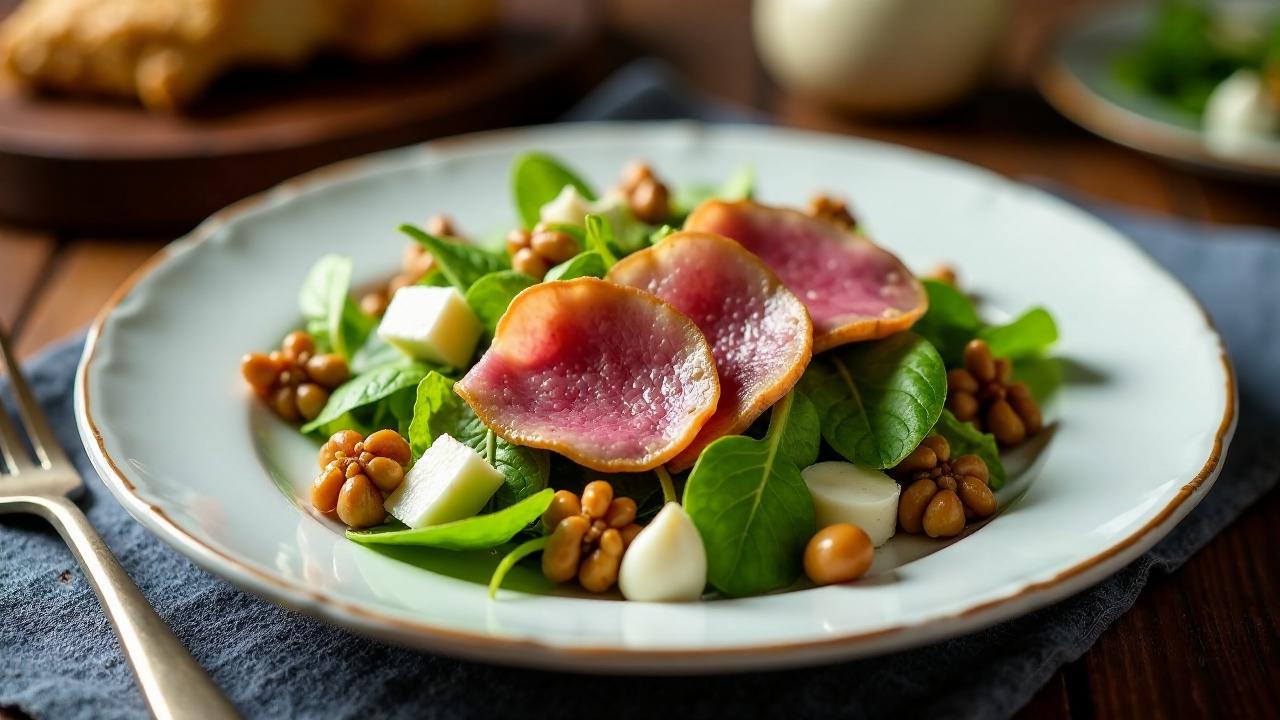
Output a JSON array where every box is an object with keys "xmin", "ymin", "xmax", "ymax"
[
  {"xmin": 947, "ymin": 339, "xmax": 1042, "ymax": 446},
  {"xmin": 241, "ymin": 331, "xmax": 349, "ymax": 422},
  {"xmin": 807, "ymin": 194, "xmax": 857, "ymax": 229},
  {"xmin": 891, "ymin": 435, "xmax": 996, "ymax": 539},
  {"xmin": 311, "ymin": 429, "xmax": 411, "ymax": 529},
  {"xmin": 925, "ymin": 264, "xmax": 957, "ymax": 286},
  {"xmin": 503, "ymin": 224, "xmax": 580, "ymax": 280},
  {"xmin": 617, "ymin": 161, "xmax": 671, "ymax": 224},
  {"xmin": 540, "ymin": 481, "xmax": 642, "ymax": 593}
]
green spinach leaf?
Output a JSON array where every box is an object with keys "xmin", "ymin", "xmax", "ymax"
[
  {"xmin": 583, "ymin": 214, "xmax": 619, "ymax": 268},
  {"xmin": 682, "ymin": 392, "xmax": 818, "ymax": 597},
  {"xmin": 980, "ymin": 307, "xmax": 1059, "ymax": 359},
  {"xmin": 545, "ymin": 251, "xmax": 607, "ymax": 281},
  {"xmin": 301, "ymin": 362, "xmax": 430, "ymax": 433},
  {"xmin": 350, "ymin": 333, "xmax": 410, "ymax": 375},
  {"xmin": 511, "ymin": 152, "xmax": 596, "ymax": 228},
  {"xmin": 799, "ymin": 333, "xmax": 947, "ymax": 469},
  {"xmin": 347, "ymin": 489, "xmax": 554, "ymax": 550},
  {"xmin": 911, "ymin": 280, "xmax": 1058, "ymax": 366},
  {"xmin": 400, "ymin": 225, "xmax": 508, "ymax": 293},
  {"xmin": 298, "ymin": 255, "xmax": 373, "ymax": 360},
  {"xmin": 933, "ymin": 409, "xmax": 1007, "ymax": 490},
  {"xmin": 912, "ymin": 279, "xmax": 982, "ymax": 366},
  {"xmin": 463, "ymin": 270, "xmax": 537, "ymax": 334},
  {"xmin": 409, "ymin": 372, "xmax": 550, "ymax": 508}
]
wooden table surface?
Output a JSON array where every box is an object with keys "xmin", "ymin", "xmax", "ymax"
[{"xmin": 1, "ymin": 0, "xmax": 1276, "ymax": 717}]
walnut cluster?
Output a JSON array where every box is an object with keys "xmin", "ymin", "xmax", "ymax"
[
  {"xmin": 808, "ymin": 194, "xmax": 857, "ymax": 229},
  {"xmin": 617, "ymin": 161, "xmax": 671, "ymax": 224},
  {"xmin": 946, "ymin": 339, "xmax": 1042, "ymax": 446},
  {"xmin": 541, "ymin": 481, "xmax": 644, "ymax": 593},
  {"xmin": 311, "ymin": 429, "xmax": 412, "ymax": 529},
  {"xmin": 892, "ymin": 435, "xmax": 996, "ymax": 539},
  {"xmin": 505, "ymin": 224, "xmax": 580, "ymax": 280},
  {"xmin": 241, "ymin": 331, "xmax": 349, "ymax": 422}
]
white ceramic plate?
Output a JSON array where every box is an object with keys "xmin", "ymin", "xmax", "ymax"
[
  {"xmin": 75, "ymin": 122, "xmax": 1234, "ymax": 673},
  {"xmin": 1037, "ymin": 1, "xmax": 1280, "ymax": 180}
]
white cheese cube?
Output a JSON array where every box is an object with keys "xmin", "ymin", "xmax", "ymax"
[
  {"xmin": 538, "ymin": 186, "xmax": 632, "ymax": 230},
  {"xmin": 377, "ymin": 286, "xmax": 482, "ymax": 369},
  {"xmin": 802, "ymin": 461, "xmax": 901, "ymax": 547},
  {"xmin": 383, "ymin": 434, "xmax": 504, "ymax": 528}
]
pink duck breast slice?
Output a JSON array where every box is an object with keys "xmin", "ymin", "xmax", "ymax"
[
  {"xmin": 684, "ymin": 200, "xmax": 927, "ymax": 352},
  {"xmin": 455, "ymin": 277, "xmax": 720, "ymax": 473},
  {"xmin": 608, "ymin": 231, "xmax": 813, "ymax": 471}
]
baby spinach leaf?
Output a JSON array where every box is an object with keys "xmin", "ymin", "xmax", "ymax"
[
  {"xmin": 301, "ymin": 362, "xmax": 431, "ymax": 433},
  {"xmin": 350, "ymin": 333, "xmax": 409, "ymax": 375},
  {"xmin": 912, "ymin": 279, "xmax": 982, "ymax": 367},
  {"xmin": 511, "ymin": 152, "xmax": 596, "ymax": 228},
  {"xmin": 347, "ymin": 488, "xmax": 554, "ymax": 550},
  {"xmin": 781, "ymin": 390, "xmax": 821, "ymax": 468},
  {"xmin": 980, "ymin": 307, "xmax": 1059, "ymax": 359},
  {"xmin": 418, "ymin": 269, "xmax": 452, "ymax": 287},
  {"xmin": 298, "ymin": 255, "xmax": 373, "ymax": 360},
  {"xmin": 464, "ymin": 271, "xmax": 537, "ymax": 334},
  {"xmin": 683, "ymin": 392, "xmax": 818, "ymax": 597},
  {"xmin": 911, "ymin": 281, "xmax": 1059, "ymax": 367},
  {"xmin": 799, "ymin": 333, "xmax": 947, "ymax": 469},
  {"xmin": 409, "ymin": 372, "xmax": 549, "ymax": 508},
  {"xmin": 545, "ymin": 251, "xmax": 607, "ymax": 281},
  {"xmin": 583, "ymin": 214, "xmax": 619, "ymax": 268},
  {"xmin": 488, "ymin": 535, "xmax": 549, "ymax": 599},
  {"xmin": 400, "ymin": 225, "xmax": 508, "ymax": 293},
  {"xmin": 933, "ymin": 410, "xmax": 1007, "ymax": 490}
]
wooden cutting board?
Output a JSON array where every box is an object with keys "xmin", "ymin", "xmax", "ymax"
[{"xmin": 0, "ymin": 0, "xmax": 599, "ymax": 234}]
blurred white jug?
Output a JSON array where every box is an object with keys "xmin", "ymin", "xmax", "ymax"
[{"xmin": 754, "ymin": 0, "xmax": 1009, "ymax": 116}]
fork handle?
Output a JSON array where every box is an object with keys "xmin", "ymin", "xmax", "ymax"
[{"xmin": 30, "ymin": 495, "xmax": 240, "ymax": 720}]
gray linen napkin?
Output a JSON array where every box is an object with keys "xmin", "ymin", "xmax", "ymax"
[{"xmin": 2, "ymin": 61, "xmax": 1277, "ymax": 720}]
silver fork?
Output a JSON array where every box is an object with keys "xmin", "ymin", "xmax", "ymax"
[{"xmin": 0, "ymin": 327, "xmax": 239, "ymax": 720}]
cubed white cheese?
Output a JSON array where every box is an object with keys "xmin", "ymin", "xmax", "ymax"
[
  {"xmin": 539, "ymin": 185, "xmax": 595, "ymax": 226},
  {"xmin": 377, "ymin": 286, "xmax": 482, "ymax": 369},
  {"xmin": 538, "ymin": 186, "xmax": 632, "ymax": 230},
  {"xmin": 802, "ymin": 461, "xmax": 901, "ymax": 547},
  {"xmin": 383, "ymin": 434, "xmax": 504, "ymax": 528}
]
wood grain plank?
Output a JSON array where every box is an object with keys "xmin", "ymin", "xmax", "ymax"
[
  {"xmin": 16, "ymin": 239, "xmax": 164, "ymax": 359},
  {"xmin": 0, "ymin": 225, "xmax": 56, "ymax": 331},
  {"xmin": 1185, "ymin": 177, "xmax": 1280, "ymax": 228},
  {"xmin": 1080, "ymin": 490, "xmax": 1280, "ymax": 718},
  {"xmin": 1014, "ymin": 672, "xmax": 1074, "ymax": 720}
]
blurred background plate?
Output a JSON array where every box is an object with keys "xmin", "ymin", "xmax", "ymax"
[
  {"xmin": 1037, "ymin": 0, "xmax": 1280, "ymax": 181},
  {"xmin": 0, "ymin": 0, "xmax": 599, "ymax": 234}
]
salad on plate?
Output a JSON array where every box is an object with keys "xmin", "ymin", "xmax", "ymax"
[{"xmin": 239, "ymin": 152, "xmax": 1060, "ymax": 602}]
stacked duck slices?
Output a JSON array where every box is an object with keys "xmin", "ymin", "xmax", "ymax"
[
  {"xmin": 455, "ymin": 202, "xmax": 932, "ymax": 594},
  {"xmin": 459, "ymin": 204, "xmax": 925, "ymax": 474}
]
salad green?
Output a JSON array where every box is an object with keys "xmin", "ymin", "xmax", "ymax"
[
  {"xmin": 347, "ymin": 488, "xmax": 554, "ymax": 549},
  {"xmin": 800, "ymin": 333, "xmax": 947, "ymax": 469},
  {"xmin": 512, "ymin": 151, "xmax": 597, "ymax": 228},
  {"xmin": 408, "ymin": 372, "xmax": 550, "ymax": 509},
  {"xmin": 683, "ymin": 392, "xmax": 819, "ymax": 597},
  {"xmin": 251, "ymin": 150, "xmax": 1061, "ymax": 604}
]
